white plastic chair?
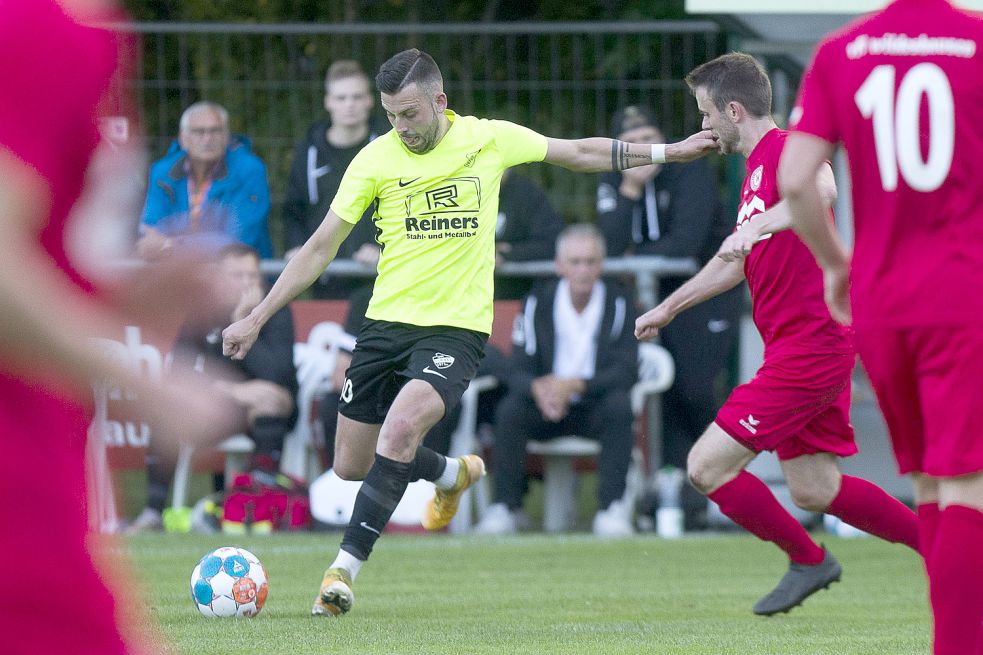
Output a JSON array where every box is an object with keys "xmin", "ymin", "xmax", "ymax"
[{"xmin": 279, "ymin": 321, "xmax": 354, "ymax": 482}]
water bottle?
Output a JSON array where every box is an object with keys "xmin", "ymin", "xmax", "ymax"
[{"xmin": 656, "ymin": 466, "xmax": 685, "ymax": 539}]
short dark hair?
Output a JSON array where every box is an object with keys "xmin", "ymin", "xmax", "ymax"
[
  {"xmin": 325, "ymin": 60, "xmax": 369, "ymax": 94},
  {"xmin": 218, "ymin": 243, "xmax": 261, "ymax": 262},
  {"xmin": 685, "ymin": 52, "xmax": 772, "ymax": 119},
  {"xmin": 375, "ymin": 48, "xmax": 443, "ymax": 95}
]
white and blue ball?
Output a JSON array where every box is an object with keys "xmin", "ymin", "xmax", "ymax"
[{"xmin": 190, "ymin": 546, "xmax": 269, "ymax": 617}]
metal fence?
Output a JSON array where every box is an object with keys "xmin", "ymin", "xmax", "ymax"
[{"xmin": 126, "ymin": 21, "xmax": 725, "ymax": 243}]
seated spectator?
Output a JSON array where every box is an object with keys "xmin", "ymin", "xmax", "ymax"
[
  {"xmin": 493, "ymin": 168, "xmax": 565, "ymax": 299},
  {"xmin": 127, "ymin": 244, "xmax": 297, "ymax": 533},
  {"xmin": 137, "ymin": 101, "xmax": 272, "ymax": 260},
  {"xmin": 597, "ymin": 105, "xmax": 741, "ymax": 476},
  {"xmin": 282, "ymin": 60, "xmax": 383, "ymax": 298},
  {"xmin": 474, "ymin": 224, "xmax": 638, "ymax": 537}
]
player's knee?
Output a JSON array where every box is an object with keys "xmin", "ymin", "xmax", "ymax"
[
  {"xmin": 686, "ymin": 451, "xmax": 719, "ymax": 495},
  {"xmin": 333, "ymin": 460, "xmax": 370, "ymax": 481},
  {"xmin": 789, "ymin": 483, "xmax": 834, "ymax": 513},
  {"xmin": 379, "ymin": 415, "xmax": 426, "ymax": 459}
]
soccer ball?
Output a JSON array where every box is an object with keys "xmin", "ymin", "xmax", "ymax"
[{"xmin": 190, "ymin": 546, "xmax": 269, "ymax": 617}]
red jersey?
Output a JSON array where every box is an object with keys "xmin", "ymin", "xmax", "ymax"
[
  {"xmin": 0, "ymin": 2, "xmax": 131, "ymax": 654},
  {"xmin": 739, "ymin": 128, "xmax": 853, "ymax": 358},
  {"xmin": 791, "ymin": 0, "xmax": 983, "ymax": 328}
]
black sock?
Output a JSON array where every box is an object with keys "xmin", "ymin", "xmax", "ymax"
[
  {"xmin": 146, "ymin": 452, "xmax": 171, "ymax": 513},
  {"xmin": 340, "ymin": 454, "xmax": 412, "ymax": 561},
  {"xmin": 408, "ymin": 446, "xmax": 446, "ymax": 482}
]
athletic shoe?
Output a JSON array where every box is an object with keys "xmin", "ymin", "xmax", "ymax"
[
  {"xmin": 422, "ymin": 454, "xmax": 486, "ymax": 530},
  {"xmin": 753, "ymin": 546, "xmax": 842, "ymax": 616},
  {"xmin": 592, "ymin": 499, "xmax": 635, "ymax": 538},
  {"xmin": 125, "ymin": 507, "xmax": 163, "ymax": 535},
  {"xmin": 311, "ymin": 567, "xmax": 354, "ymax": 617}
]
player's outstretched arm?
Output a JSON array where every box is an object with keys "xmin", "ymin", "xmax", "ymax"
[
  {"xmin": 778, "ymin": 133, "xmax": 852, "ymax": 324},
  {"xmin": 718, "ymin": 162, "xmax": 837, "ymax": 262},
  {"xmin": 223, "ymin": 209, "xmax": 354, "ymax": 360},
  {"xmin": 543, "ymin": 129, "xmax": 717, "ymax": 172},
  {"xmin": 635, "ymin": 256, "xmax": 745, "ymax": 341}
]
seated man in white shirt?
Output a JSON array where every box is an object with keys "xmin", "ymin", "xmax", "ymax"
[{"xmin": 475, "ymin": 224, "xmax": 639, "ymax": 536}]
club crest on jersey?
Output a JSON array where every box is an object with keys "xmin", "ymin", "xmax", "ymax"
[
  {"xmin": 432, "ymin": 352, "xmax": 455, "ymax": 369},
  {"xmin": 465, "ymin": 149, "xmax": 481, "ymax": 168},
  {"xmin": 749, "ymin": 165, "xmax": 763, "ymax": 192}
]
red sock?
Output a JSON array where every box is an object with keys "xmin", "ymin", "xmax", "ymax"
[
  {"xmin": 708, "ymin": 470, "xmax": 824, "ymax": 565},
  {"xmin": 918, "ymin": 502, "xmax": 941, "ymax": 564},
  {"xmin": 826, "ymin": 475, "xmax": 919, "ymax": 550},
  {"xmin": 928, "ymin": 505, "xmax": 983, "ymax": 655}
]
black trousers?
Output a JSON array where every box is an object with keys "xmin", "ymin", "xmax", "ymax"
[
  {"xmin": 658, "ymin": 285, "xmax": 743, "ymax": 469},
  {"xmin": 491, "ymin": 388, "xmax": 633, "ymax": 511}
]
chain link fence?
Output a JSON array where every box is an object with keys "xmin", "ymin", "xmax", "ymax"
[{"xmin": 127, "ymin": 21, "xmax": 729, "ymax": 244}]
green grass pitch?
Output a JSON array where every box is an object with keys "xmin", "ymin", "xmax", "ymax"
[{"xmin": 122, "ymin": 533, "xmax": 929, "ymax": 655}]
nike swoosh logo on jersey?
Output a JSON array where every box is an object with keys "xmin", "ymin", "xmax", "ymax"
[
  {"xmin": 398, "ymin": 177, "xmax": 421, "ymax": 187},
  {"xmin": 422, "ymin": 366, "xmax": 448, "ymax": 380}
]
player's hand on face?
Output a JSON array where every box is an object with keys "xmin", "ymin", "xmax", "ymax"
[
  {"xmin": 669, "ymin": 129, "xmax": 719, "ymax": 162},
  {"xmin": 223, "ymin": 318, "xmax": 259, "ymax": 360},
  {"xmin": 823, "ymin": 265, "xmax": 852, "ymax": 325},
  {"xmin": 717, "ymin": 229, "xmax": 759, "ymax": 262},
  {"xmin": 634, "ymin": 305, "xmax": 674, "ymax": 341}
]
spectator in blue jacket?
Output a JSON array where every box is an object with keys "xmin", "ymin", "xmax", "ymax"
[{"xmin": 137, "ymin": 101, "xmax": 272, "ymax": 259}]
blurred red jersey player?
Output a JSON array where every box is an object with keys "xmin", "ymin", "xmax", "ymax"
[
  {"xmin": 780, "ymin": 1, "xmax": 983, "ymax": 653},
  {"xmin": 0, "ymin": 2, "xmax": 237, "ymax": 654}
]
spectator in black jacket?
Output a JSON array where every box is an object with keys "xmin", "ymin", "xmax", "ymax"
[
  {"xmin": 127, "ymin": 244, "xmax": 298, "ymax": 533},
  {"xmin": 493, "ymin": 168, "xmax": 565, "ymax": 299},
  {"xmin": 282, "ymin": 60, "xmax": 382, "ymax": 298},
  {"xmin": 475, "ymin": 224, "xmax": 639, "ymax": 537},
  {"xmin": 598, "ymin": 105, "xmax": 742, "ymax": 475}
]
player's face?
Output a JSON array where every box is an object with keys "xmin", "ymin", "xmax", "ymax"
[
  {"xmin": 381, "ymin": 83, "xmax": 447, "ymax": 154},
  {"xmin": 179, "ymin": 108, "xmax": 229, "ymax": 165},
  {"xmin": 556, "ymin": 236, "xmax": 605, "ymax": 299},
  {"xmin": 694, "ymin": 86, "xmax": 738, "ymax": 155},
  {"xmin": 325, "ymin": 76, "xmax": 373, "ymax": 130}
]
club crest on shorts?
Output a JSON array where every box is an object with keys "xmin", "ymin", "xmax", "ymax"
[{"xmin": 432, "ymin": 352, "xmax": 455, "ymax": 370}]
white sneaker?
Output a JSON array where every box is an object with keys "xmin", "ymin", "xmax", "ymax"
[
  {"xmin": 592, "ymin": 499, "xmax": 635, "ymax": 538},
  {"xmin": 473, "ymin": 503, "xmax": 519, "ymax": 535},
  {"xmin": 126, "ymin": 507, "xmax": 163, "ymax": 535}
]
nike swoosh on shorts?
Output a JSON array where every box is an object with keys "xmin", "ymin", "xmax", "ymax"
[{"xmin": 422, "ymin": 366, "xmax": 448, "ymax": 380}]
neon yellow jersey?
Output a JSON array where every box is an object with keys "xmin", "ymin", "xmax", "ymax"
[{"xmin": 330, "ymin": 110, "xmax": 549, "ymax": 334}]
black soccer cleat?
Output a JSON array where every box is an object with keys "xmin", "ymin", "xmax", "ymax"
[{"xmin": 753, "ymin": 546, "xmax": 842, "ymax": 616}]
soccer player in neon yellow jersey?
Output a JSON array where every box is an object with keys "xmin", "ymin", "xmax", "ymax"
[{"xmin": 223, "ymin": 48, "xmax": 716, "ymax": 617}]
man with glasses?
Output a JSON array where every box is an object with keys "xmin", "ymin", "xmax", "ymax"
[{"xmin": 137, "ymin": 101, "xmax": 273, "ymax": 259}]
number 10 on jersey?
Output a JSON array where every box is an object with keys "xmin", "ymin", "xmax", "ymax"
[{"xmin": 854, "ymin": 62, "xmax": 954, "ymax": 193}]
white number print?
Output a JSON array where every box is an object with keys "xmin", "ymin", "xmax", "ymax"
[{"xmin": 854, "ymin": 63, "xmax": 955, "ymax": 192}]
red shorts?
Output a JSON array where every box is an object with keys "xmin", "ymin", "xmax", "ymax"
[
  {"xmin": 855, "ymin": 325, "xmax": 983, "ymax": 477},
  {"xmin": 715, "ymin": 351, "xmax": 857, "ymax": 461}
]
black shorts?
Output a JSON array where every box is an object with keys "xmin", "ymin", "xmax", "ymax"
[{"xmin": 338, "ymin": 319, "xmax": 488, "ymax": 424}]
